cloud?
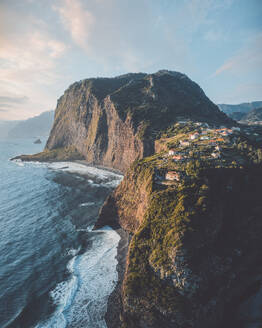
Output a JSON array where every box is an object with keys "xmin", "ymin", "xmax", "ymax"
[
  {"xmin": 0, "ymin": 0, "xmax": 258, "ymax": 118},
  {"xmin": 52, "ymin": 0, "xmax": 191, "ymax": 73},
  {"xmin": 0, "ymin": 96, "xmax": 29, "ymax": 104},
  {"xmin": 214, "ymin": 33, "xmax": 262, "ymax": 76},
  {"xmin": 53, "ymin": 0, "xmax": 95, "ymax": 53},
  {"xmin": 0, "ymin": 30, "xmax": 67, "ymax": 84},
  {"xmin": 53, "ymin": 0, "xmax": 237, "ymax": 74},
  {"xmin": 0, "ymin": 3, "xmax": 68, "ymax": 120},
  {"xmin": 0, "ymin": 95, "xmax": 29, "ymax": 115},
  {"xmin": 53, "ymin": 0, "xmax": 152, "ymax": 70},
  {"xmin": 0, "ymin": 104, "xmax": 13, "ymax": 108}
]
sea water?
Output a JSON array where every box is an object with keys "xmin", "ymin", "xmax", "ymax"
[{"xmin": 0, "ymin": 138, "xmax": 122, "ymax": 328}]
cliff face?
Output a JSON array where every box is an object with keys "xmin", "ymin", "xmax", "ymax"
[
  {"xmin": 96, "ymin": 123, "xmax": 262, "ymax": 328},
  {"xmin": 45, "ymin": 77, "xmax": 146, "ymax": 171},
  {"xmin": 94, "ymin": 162, "xmax": 153, "ymax": 231},
  {"xmin": 18, "ymin": 70, "xmax": 231, "ymax": 172}
]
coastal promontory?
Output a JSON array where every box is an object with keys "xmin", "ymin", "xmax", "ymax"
[
  {"xmin": 13, "ymin": 70, "xmax": 231, "ymax": 172},
  {"xmin": 12, "ymin": 70, "xmax": 262, "ymax": 328}
]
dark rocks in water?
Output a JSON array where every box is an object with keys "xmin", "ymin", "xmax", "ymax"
[
  {"xmin": 34, "ymin": 139, "xmax": 42, "ymax": 144},
  {"xmin": 17, "ymin": 70, "xmax": 232, "ymax": 172}
]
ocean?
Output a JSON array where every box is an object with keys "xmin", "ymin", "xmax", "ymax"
[{"xmin": 0, "ymin": 138, "xmax": 123, "ymax": 328}]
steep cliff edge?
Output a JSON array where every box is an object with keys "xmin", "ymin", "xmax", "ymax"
[
  {"xmin": 96, "ymin": 122, "xmax": 262, "ymax": 328},
  {"xmin": 13, "ymin": 70, "xmax": 231, "ymax": 172}
]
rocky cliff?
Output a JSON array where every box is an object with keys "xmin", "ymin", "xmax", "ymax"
[
  {"xmin": 12, "ymin": 71, "xmax": 262, "ymax": 327},
  {"xmin": 96, "ymin": 122, "xmax": 262, "ymax": 328},
  {"xmin": 14, "ymin": 70, "xmax": 231, "ymax": 172}
]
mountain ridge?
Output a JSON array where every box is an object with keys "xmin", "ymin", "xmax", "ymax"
[
  {"xmin": 218, "ymin": 101, "xmax": 262, "ymax": 115},
  {"xmin": 6, "ymin": 110, "xmax": 54, "ymax": 139},
  {"xmin": 241, "ymin": 107, "xmax": 262, "ymax": 123},
  {"xmin": 14, "ymin": 70, "xmax": 232, "ymax": 172}
]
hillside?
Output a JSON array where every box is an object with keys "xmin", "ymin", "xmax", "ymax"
[
  {"xmin": 218, "ymin": 101, "xmax": 262, "ymax": 115},
  {"xmin": 227, "ymin": 111, "xmax": 245, "ymax": 121},
  {"xmin": 0, "ymin": 121, "xmax": 20, "ymax": 139},
  {"xmin": 95, "ymin": 121, "xmax": 262, "ymax": 328},
  {"xmin": 13, "ymin": 70, "xmax": 231, "ymax": 171},
  {"xmin": 240, "ymin": 107, "xmax": 262, "ymax": 123},
  {"xmin": 8, "ymin": 110, "xmax": 54, "ymax": 139}
]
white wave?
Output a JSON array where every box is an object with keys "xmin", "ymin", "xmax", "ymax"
[
  {"xmin": 16, "ymin": 162, "xmax": 24, "ymax": 167},
  {"xmin": 35, "ymin": 227, "xmax": 120, "ymax": 328},
  {"xmin": 67, "ymin": 248, "xmax": 80, "ymax": 257},
  {"xmin": 35, "ymin": 255, "xmax": 78, "ymax": 328},
  {"xmin": 87, "ymin": 179, "xmax": 101, "ymax": 187},
  {"xmin": 101, "ymin": 179, "xmax": 122, "ymax": 188},
  {"xmin": 47, "ymin": 162, "xmax": 123, "ymax": 181},
  {"xmin": 79, "ymin": 202, "xmax": 95, "ymax": 207},
  {"xmin": 11, "ymin": 160, "xmax": 123, "ymax": 187},
  {"xmin": 10, "ymin": 158, "xmax": 24, "ymax": 167}
]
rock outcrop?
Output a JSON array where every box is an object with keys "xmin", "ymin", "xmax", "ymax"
[
  {"xmin": 34, "ymin": 139, "xmax": 42, "ymax": 144},
  {"xmin": 14, "ymin": 70, "xmax": 231, "ymax": 172}
]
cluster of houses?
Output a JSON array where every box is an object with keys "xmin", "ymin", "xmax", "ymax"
[
  {"xmin": 165, "ymin": 171, "xmax": 182, "ymax": 181},
  {"xmin": 168, "ymin": 149, "xmax": 187, "ymax": 162},
  {"xmin": 156, "ymin": 122, "xmax": 261, "ymax": 184},
  {"xmin": 160, "ymin": 127, "xmax": 241, "ymax": 183},
  {"xmin": 177, "ymin": 127, "xmax": 238, "ymax": 148}
]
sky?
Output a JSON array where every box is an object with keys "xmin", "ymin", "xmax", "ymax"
[{"xmin": 0, "ymin": 0, "xmax": 262, "ymax": 120}]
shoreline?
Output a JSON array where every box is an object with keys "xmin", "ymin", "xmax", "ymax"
[
  {"xmin": 12, "ymin": 154, "xmax": 127, "ymax": 326},
  {"xmin": 70, "ymin": 160, "xmax": 128, "ymax": 326},
  {"xmin": 105, "ymin": 227, "xmax": 131, "ymax": 328},
  {"xmin": 74, "ymin": 160, "xmax": 123, "ymax": 176},
  {"xmin": 11, "ymin": 156, "xmax": 124, "ymax": 176}
]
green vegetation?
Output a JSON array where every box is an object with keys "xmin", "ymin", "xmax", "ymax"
[
  {"xmin": 123, "ymin": 156, "xmax": 209, "ymax": 316},
  {"xmin": 15, "ymin": 146, "xmax": 85, "ymax": 162},
  {"xmin": 121, "ymin": 122, "xmax": 262, "ymax": 325}
]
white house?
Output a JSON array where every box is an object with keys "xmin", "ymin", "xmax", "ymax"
[
  {"xmin": 180, "ymin": 140, "xmax": 190, "ymax": 147},
  {"xmin": 211, "ymin": 152, "xmax": 221, "ymax": 159},
  {"xmin": 168, "ymin": 149, "xmax": 175, "ymax": 156},
  {"xmin": 166, "ymin": 171, "xmax": 181, "ymax": 181},
  {"xmin": 190, "ymin": 133, "xmax": 199, "ymax": 140}
]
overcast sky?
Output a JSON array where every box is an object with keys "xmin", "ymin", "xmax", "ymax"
[{"xmin": 0, "ymin": 0, "xmax": 262, "ymax": 120}]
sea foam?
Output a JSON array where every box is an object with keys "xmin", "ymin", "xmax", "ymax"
[{"xmin": 35, "ymin": 227, "xmax": 120, "ymax": 328}]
